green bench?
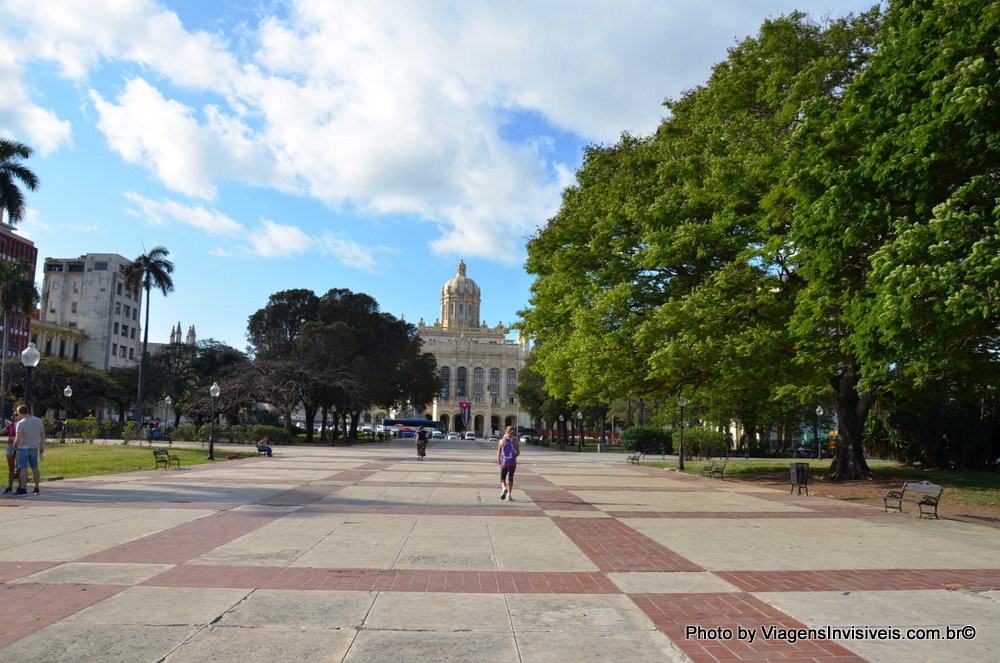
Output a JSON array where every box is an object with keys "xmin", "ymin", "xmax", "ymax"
[{"xmin": 153, "ymin": 448, "xmax": 180, "ymax": 469}]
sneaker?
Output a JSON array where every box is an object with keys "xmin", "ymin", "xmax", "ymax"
[
  {"xmin": 500, "ymin": 487, "xmax": 508, "ymax": 500},
  {"xmin": 506, "ymin": 494, "xmax": 514, "ymax": 501},
  {"xmin": 32, "ymin": 488, "xmax": 39, "ymax": 495},
  {"xmin": 2, "ymin": 486, "xmax": 11, "ymax": 494},
  {"xmin": 13, "ymin": 488, "xmax": 27, "ymax": 497}
]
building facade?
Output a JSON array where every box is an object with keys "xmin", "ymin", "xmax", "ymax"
[
  {"xmin": 40, "ymin": 254, "xmax": 142, "ymax": 370},
  {"xmin": 0, "ymin": 223, "xmax": 38, "ymax": 358},
  {"xmin": 416, "ymin": 261, "xmax": 530, "ymax": 437}
]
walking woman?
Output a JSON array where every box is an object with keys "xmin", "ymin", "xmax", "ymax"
[
  {"xmin": 3, "ymin": 410, "xmax": 18, "ymax": 494},
  {"xmin": 416, "ymin": 426, "xmax": 428, "ymax": 461},
  {"xmin": 497, "ymin": 426, "xmax": 520, "ymax": 501}
]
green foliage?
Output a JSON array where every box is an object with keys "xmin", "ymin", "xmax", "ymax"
[
  {"xmin": 620, "ymin": 426, "xmax": 672, "ymax": 456},
  {"xmin": 681, "ymin": 427, "xmax": 730, "ymax": 459}
]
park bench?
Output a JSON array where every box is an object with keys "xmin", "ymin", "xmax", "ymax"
[
  {"xmin": 626, "ymin": 450, "xmax": 643, "ymax": 464},
  {"xmin": 153, "ymin": 448, "xmax": 180, "ymax": 470},
  {"xmin": 883, "ymin": 480, "xmax": 944, "ymax": 519},
  {"xmin": 701, "ymin": 460, "xmax": 726, "ymax": 480}
]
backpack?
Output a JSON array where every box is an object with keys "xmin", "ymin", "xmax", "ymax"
[{"xmin": 500, "ymin": 438, "xmax": 517, "ymax": 465}]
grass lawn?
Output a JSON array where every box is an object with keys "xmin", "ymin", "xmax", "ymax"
[
  {"xmin": 27, "ymin": 443, "xmax": 258, "ymax": 480},
  {"xmin": 639, "ymin": 458, "xmax": 1000, "ymax": 508}
]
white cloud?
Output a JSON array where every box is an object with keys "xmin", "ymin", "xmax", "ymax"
[
  {"xmin": 125, "ymin": 192, "xmax": 244, "ymax": 235},
  {"xmin": 3, "ymin": 0, "xmax": 876, "ymax": 260},
  {"xmin": 11, "ymin": 208, "xmax": 50, "ymax": 240},
  {"xmin": 248, "ymin": 220, "xmax": 311, "ymax": 258},
  {"xmin": 0, "ymin": 42, "xmax": 72, "ymax": 154},
  {"xmin": 317, "ymin": 232, "xmax": 389, "ymax": 272}
]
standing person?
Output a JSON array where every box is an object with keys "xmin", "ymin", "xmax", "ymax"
[
  {"xmin": 415, "ymin": 426, "xmax": 428, "ymax": 460},
  {"xmin": 12, "ymin": 404, "xmax": 44, "ymax": 496},
  {"xmin": 497, "ymin": 426, "xmax": 520, "ymax": 501},
  {"xmin": 3, "ymin": 410, "xmax": 18, "ymax": 494}
]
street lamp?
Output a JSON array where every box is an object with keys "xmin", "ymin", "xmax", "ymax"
[
  {"xmin": 577, "ymin": 411, "xmax": 584, "ymax": 452},
  {"xmin": 558, "ymin": 414, "xmax": 565, "ymax": 449},
  {"xmin": 21, "ymin": 342, "xmax": 40, "ymax": 414},
  {"xmin": 677, "ymin": 396, "xmax": 688, "ymax": 471},
  {"xmin": 815, "ymin": 405, "xmax": 824, "ymax": 460},
  {"xmin": 164, "ymin": 395, "xmax": 172, "ymax": 425},
  {"xmin": 63, "ymin": 385, "xmax": 72, "ymax": 441},
  {"xmin": 208, "ymin": 382, "xmax": 220, "ymax": 460}
]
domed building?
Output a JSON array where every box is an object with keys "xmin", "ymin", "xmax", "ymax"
[{"xmin": 415, "ymin": 260, "xmax": 530, "ymax": 437}]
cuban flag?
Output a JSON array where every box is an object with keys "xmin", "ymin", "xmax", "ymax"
[{"xmin": 459, "ymin": 401, "xmax": 472, "ymax": 427}]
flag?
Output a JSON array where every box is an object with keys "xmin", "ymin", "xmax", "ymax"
[{"xmin": 459, "ymin": 401, "xmax": 472, "ymax": 427}]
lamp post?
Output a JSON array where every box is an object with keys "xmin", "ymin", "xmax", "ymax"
[
  {"xmin": 164, "ymin": 395, "xmax": 172, "ymax": 425},
  {"xmin": 62, "ymin": 385, "xmax": 72, "ymax": 442},
  {"xmin": 677, "ymin": 396, "xmax": 688, "ymax": 471},
  {"xmin": 208, "ymin": 382, "xmax": 220, "ymax": 460},
  {"xmin": 558, "ymin": 414, "xmax": 565, "ymax": 449},
  {"xmin": 21, "ymin": 342, "xmax": 40, "ymax": 415},
  {"xmin": 815, "ymin": 405, "xmax": 824, "ymax": 460},
  {"xmin": 577, "ymin": 411, "xmax": 583, "ymax": 452}
]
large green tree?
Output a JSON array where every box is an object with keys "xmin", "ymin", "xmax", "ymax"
[
  {"xmin": 123, "ymin": 246, "xmax": 174, "ymax": 425},
  {"xmin": 0, "ymin": 259, "xmax": 38, "ymax": 414}
]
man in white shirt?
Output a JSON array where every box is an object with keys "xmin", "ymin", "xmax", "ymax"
[{"xmin": 12, "ymin": 405, "xmax": 45, "ymax": 496}]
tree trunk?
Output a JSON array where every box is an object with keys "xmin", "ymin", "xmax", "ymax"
[
  {"xmin": 320, "ymin": 405, "xmax": 328, "ymax": 441},
  {"xmin": 1, "ymin": 311, "xmax": 9, "ymax": 418},
  {"xmin": 136, "ymin": 285, "xmax": 152, "ymax": 423},
  {"xmin": 303, "ymin": 405, "xmax": 316, "ymax": 443},
  {"xmin": 825, "ymin": 365, "xmax": 876, "ymax": 481}
]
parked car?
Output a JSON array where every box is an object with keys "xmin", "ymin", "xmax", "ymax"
[
  {"xmin": 431, "ymin": 431, "xmax": 444, "ymax": 439},
  {"xmin": 447, "ymin": 432, "xmax": 459, "ymax": 440},
  {"xmin": 519, "ymin": 435, "xmax": 530, "ymax": 444},
  {"xmin": 794, "ymin": 446, "xmax": 815, "ymax": 458},
  {"xmin": 464, "ymin": 431, "xmax": 476, "ymax": 440},
  {"xmin": 488, "ymin": 434, "xmax": 498, "ymax": 442}
]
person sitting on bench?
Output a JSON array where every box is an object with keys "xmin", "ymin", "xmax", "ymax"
[{"xmin": 257, "ymin": 436, "xmax": 273, "ymax": 457}]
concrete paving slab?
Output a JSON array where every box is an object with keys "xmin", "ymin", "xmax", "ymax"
[
  {"xmin": 487, "ymin": 518, "xmax": 598, "ymax": 572},
  {"xmin": 11, "ymin": 562, "xmax": 174, "ymax": 585},
  {"xmin": 516, "ymin": 630, "xmax": 689, "ymax": 663},
  {"xmin": 544, "ymin": 476, "xmax": 688, "ymax": 488},
  {"xmin": 757, "ymin": 589, "xmax": 1000, "ymax": 663},
  {"xmin": 607, "ymin": 571, "xmax": 742, "ymax": 594},
  {"xmin": 367, "ymin": 592, "xmax": 511, "ymax": 631},
  {"xmin": 218, "ymin": 589, "xmax": 375, "ymax": 629},
  {"xmin": 66, "ymin": 586, "xmax": 251, "ymax": 625},
  {"xmin": 165, "ymin": 625, "xmax": 355, "ymax": 662},
  {"xmin": 508, "ymin": 594, "xmax": 656, "ymax": 632},
  {"xmin": 189, "ymin": 512, "xmax": 351, "ymax": 566},
  {"xmin": 343, "ymin": 630, "xmax": 517, "ymax": 663},
  {"xmin": 292, "ymin": 514, "xmax": 417, "ymax": 568},
  {"xmin": 576, "ymin": 490, "xmax": 811, "ymax": 512},
  {"xmin": 0, "ymin": 622, "xmax": 198, "ymax": 663}
]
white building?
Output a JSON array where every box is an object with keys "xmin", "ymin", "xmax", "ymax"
[
  {"xmin": 415, "ymin": 261, "xmax": 530, "ymax": 437},
  {"xmin": 40, "ymin": 254, "xmax": 142, "ymax": 370}
]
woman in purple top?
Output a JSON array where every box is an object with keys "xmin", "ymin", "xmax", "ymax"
[{"xmin": 497, "ymin": 426, "xmax": 520, "ymax": 501}]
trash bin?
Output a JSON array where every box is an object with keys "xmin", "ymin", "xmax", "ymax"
[{"xmin": 790, "ymin": 462, "xmax": 809, "ymax": 496}]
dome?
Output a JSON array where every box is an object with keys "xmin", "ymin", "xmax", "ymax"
[{"xmin": 442, "ymin": 260, "xmax": 480, "ymax": 297}]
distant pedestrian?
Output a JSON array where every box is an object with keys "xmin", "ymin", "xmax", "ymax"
[
  {"xmin": 416, "ymin": 426, "xmax": 428, "ymax": 460},
  {"xmin": 3, "ymin": 410, "xmax": 18, "ymax": 494},
  {"xmin": 497, "ymin": 426, "xmax": 520, "ymax": 501},
  {"xmin": 256, "ymin": 436, "xmax": 273, "ymax": 457},
  {"xmin": 12, "ymin": 405, "xmax": 44, "ymax": 496}
]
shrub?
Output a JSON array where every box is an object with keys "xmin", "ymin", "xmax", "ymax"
[
  {"xmin": 682, "ymin": 427, "xmax": 730, "ymax": 459},
  {"xmin": 621, "ymin": 426, "xmax": 673, "ymax": 456}
]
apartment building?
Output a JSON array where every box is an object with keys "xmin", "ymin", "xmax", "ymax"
[
  {"xmin": 0, "ymin": 223, "xmax": 38, "ymax": 358},
  {"xmin": 40, "ymin": 254, "xmax": 142, "ymax": 370}
]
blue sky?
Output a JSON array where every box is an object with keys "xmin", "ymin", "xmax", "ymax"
[{"xmin": 2, "ymin": 0, "xmax": 877, "ymax": 351}]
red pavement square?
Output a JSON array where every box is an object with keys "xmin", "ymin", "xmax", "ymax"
[
  {"xmin": 553, "ymin": 517, "xmax": 703, "ymax": 572},
  {"xmin": 631, "ymin": 592, "xmax": 866, "ymax": 662},
  {"xmin": 0, "ymin": 562, "xmax": 60, "ymax": 583},
  {"xmin": 0, "ymin": 583, "xmax": 126, "ymax": 647},
  {"xmin": 717, "ymin": 568, "xmax": 1000, "ymax": 592}
]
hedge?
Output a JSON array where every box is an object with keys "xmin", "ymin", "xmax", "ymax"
[{"xmin": 620, "ymin": 426, "xmax": 673, "ymax": 456}]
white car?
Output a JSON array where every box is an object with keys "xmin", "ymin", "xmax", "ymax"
[
  {"xmin": 464, "ymin": 431, "xmax": 476, "ymax": 440},
  {"xmin": 431, "ymin": 431, "xmax": 444, "ymax": 439},
  {"xmin": 446, "ymin": 432, "xmax": 459, "ymax": 440},
  {"xmin": 488, "ymin": 434, "xmax": 498, "ymax": 442}
]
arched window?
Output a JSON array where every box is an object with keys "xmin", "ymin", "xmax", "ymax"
[
  {"xmin": 456, "ymin": 367, "xmax": 467, "ymax": 398},
  {"xmin": 506, "ymin": 369, "xmax": 517, "ymax": 405},
  {"xmin": 489, "ymin": 368, "xmax": 501, "ymax": 405},
  {"xmin": 439, "ymin": 366, "xmax": 451, "ymax": 402},
  {"xmin": 473, "ymin": 367, "xmax": 484, "ymax": 402}
]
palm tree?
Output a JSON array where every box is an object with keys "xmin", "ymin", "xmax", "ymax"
[
  {"xmin": 0, "ymin": 139, "xmax": 39, "ymax": 226},
  {"xmin": 0, "ymin": 259, "xmax": 39, "ymax": 413},
  {"xmin": 124, "ymin": 246, "xmax": 174, "ymax": 425}
]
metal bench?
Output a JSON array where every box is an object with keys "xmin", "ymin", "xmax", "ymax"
[
  {"xmin": 883, "ymin": 480, "xmax": 944, "ymax": 519},
  {"xmin": 626, "ymin": 451, "xmax": 643, "ymax": 465},
  {"xmin": 153, "ymin": 448, "xmax": 180, "ymax": 469},
  {"xmin": 701, "ymin": 460, "xmax": 726, "ymax": 480}
]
